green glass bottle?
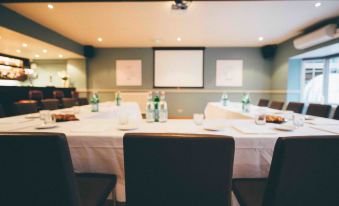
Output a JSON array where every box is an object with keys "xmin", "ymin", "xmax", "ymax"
[{"xmin": 153, "ymin": 91, "xmax": 160, "ymax": 122}]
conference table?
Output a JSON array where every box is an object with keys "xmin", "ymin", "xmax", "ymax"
[{"xmin": 1, "ymin": 101, "xmax": 339, "ymax": 204}]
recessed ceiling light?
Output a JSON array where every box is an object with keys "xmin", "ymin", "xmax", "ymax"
[
  {"xmin": 22, "ymin": 43, "xmax": 28, "ymax": 48},
  {"xmin": 314, "ymin": 2, "xmax": 322, "ymax": 7},
  {"xmin": 0, "ymin": 36, "xmax": 2, "ymax": 40},
  {"xmin": 16, "ymin": 49, "xmax": 21, "ymax": 53},
  {"xmin": 155, "ymin": 39, "xmax": 161, "ymax": 44},
  {"xmin": 35, "ymin": 54, "xmax": 40, "ymax": 58},
  {"xmin": 258, "ymin": 37, "xmax": 264, "ymax": 41},
  {"xmin": 42, "ymin": 49, "xmax": 47, "ymax": 53},
  {"xmin": 97, "ymin": 37, "xmax": 103, "ymax": 42},
  {"xmin": 58, "ymin": 54, "xmax": 63, "ymax": 58},
  {"xmin": 47, "ymin": 4, "xmax": 54, "ymax": 9},
  {"xmin": 177, "ymin": 37, "xmax": 182, "ymax": 42}
]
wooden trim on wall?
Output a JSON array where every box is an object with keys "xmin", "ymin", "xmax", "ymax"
[{"xmin": 79, "ymin": 89, "xmax": 300, "ymax": 94}]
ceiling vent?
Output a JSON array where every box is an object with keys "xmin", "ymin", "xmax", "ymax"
[{"xmin": 293, "ymin": 24, "xmax": 338, "ymax": 50}]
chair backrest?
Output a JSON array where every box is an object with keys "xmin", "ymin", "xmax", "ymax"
[
  {"xmin": 53, "ymin": 90, "xmax": 65, "ymax": 99},
  {"xmin": 71, "ymin": 91, "xmax": 79, "ymax": 99},
  {"xmin": 13, "ymin": 100, "xmax": 38, "ymax": 115},
  {"xmin": 41, "ymin": 99, "xmax": 59, "ymax": 110},
  {"xmin": 124, "ymin": 133, "xmax": 235, "ymax": 206},
  {"xmin": 258, "ymin": 99, "xmax": 269, "ymax": 107},
  {"xmin": 0, "ymin": 104, "xmax": 5, "ymax": 117},
  {"xmin": 306, "ymin": 103, "xmax": 331, "ymax": 118},
  {"xmin": 29, "ymin": 90, "xmax": 44, "ymax": 101},
  {"xmin": 62, "ymin": 98, "xmax": 77, "ymax": 108},
  {"xmin": 286, "ymin": 102, "xmax": 304, "ymax": 114},
  {"xmin": 333, "ymin": 105, "xmax": 339, "ymax": 120},
  {"xmin": 262, "ymin": 136, "xmax": 339, "ymax": 206},
  {"xmin": 78, "ymin": 98, "xmax": 89, "ymax": 106},
  {"xmin": 269, "ymin": 101, "xmax": 284, "ymax": 110},
  {"xmin": 0, "ymin": 133, "xmax": 80, "ymax": 206}
]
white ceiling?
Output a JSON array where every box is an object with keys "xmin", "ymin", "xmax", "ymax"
[
  {"xmin": 3, "ymin": 1, "xmax": 339, "ymax": 48},
  {"xmin": 0, "ymin": 27, "xmax": 83, "ymax": 60}
]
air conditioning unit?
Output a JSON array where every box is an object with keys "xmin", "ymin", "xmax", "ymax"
[{"xmin": 293, "ymin": 24, "xmax": 338, "ymax": 50}]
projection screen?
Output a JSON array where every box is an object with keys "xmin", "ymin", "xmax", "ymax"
[{"xmin": 154, "ymin": 49, "xmax": 204, "ymax": 88}]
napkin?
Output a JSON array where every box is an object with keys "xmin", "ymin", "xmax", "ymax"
[{"xmin": 232, "ymin": 124, "xmax": 276, "ymax": 134}]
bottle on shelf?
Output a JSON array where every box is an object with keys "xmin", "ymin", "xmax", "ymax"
[
  {"xmin": 221, "ymin": 92, "xmax": 229, "ymax": 106},
  {"xmin": 145, "ymin": 91, "xmax": 155, "ymax": 122},
  {"xmin": 153, "ymin": 91, "xmax": 160, "ymax": 122},
  {"xmin": 159, "ymin": 91, "xmax": 168, "ymax": 122},
  {"xmin": 241, "ymin": 93, "xmax": 251, "ymax": 113},
  {"xmin": 115, "ymin": 91, "xmax": 122, "ymax": 106},
  {"xmin": 90, "ymin": 92, "xmax": 100, "ymax": 112}
]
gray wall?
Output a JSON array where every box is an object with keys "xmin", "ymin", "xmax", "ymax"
[
  {"xmin": 271, "ymin": 38, "xmax": 339, "ymax": 101},
  {"xmin": 88, "ymin": 47, "xmax": 273, "ymax": 116}
]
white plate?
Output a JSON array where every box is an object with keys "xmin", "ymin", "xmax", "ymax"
[
  {"xmin": 203, "ymin": 125, "xmax": 228, "ymax": 131},
  {"xmin": 305, "ymin": 115, "xmax": 315, "ymax": 120},
  {"xmin": 35, "ymin": 124, "xmax": 58, "ymax": 129},
  {"xmin": 274, "ymin": 125, "xmax": 297, "ymax": 131},
  {"xmin": 25, "ymin": 114, "xmax": 40, "ymax": 119},
  {"xmin": 117, "ymin": 124, "xmax": 138, "ymax": 131}
]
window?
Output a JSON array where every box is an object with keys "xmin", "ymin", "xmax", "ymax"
[
  {"xmin": 302, "ymin": 60, "xmax": 325, "ymax": 103},
  {"xmin": 301, "ymin": 56, "xmax": 339, "ymax": 104}
]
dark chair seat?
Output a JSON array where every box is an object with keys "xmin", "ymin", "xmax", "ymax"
[
  {"xmin": 333, "ymin": 105, "xmax": 339, "ymax": 120},
  {"xmin": 269, "ymin": 101, "xmax": 284, "ymax": 110},
  {"xmin": 232, "ymin": 136, "xmax": 339, "ymax": 206},
  {"xmin": 78, "ymin": 98, "xmax": 89, "ymax": 106},
  {"xmin": 76, "ymin": 173, "xmax": 117, "ymax": 206},
  {"xmin": 306, "ymin": 103, "xmax": 331, "ymax": 118},
  {"xmin": 62, "ymin": 98, "xmax": 77, "ymax": 108},
  {"xmin": 41, "ymin": 99, "xmax": 59, "ymax": 110},
  {"xmin": 0, "ymin": 133, "xmax": 117, "ymax": 206},
  {"xmin": 286, "ymin": 102, "xmax": 304, "ymax": 114},
  {"xmin": 13, "ymin": 100, "xmax": 38, "ymax": 115},
  {"xmin": 232, "ymin": 178, "xmax": 267, "ymax": 206},
  {"xmin": 0, "ymin": 104, "xmax": 5, "ymax": 117},
  {"xmin": 258, "ymin": 99, "xmax": 269, "ymax": 107}
]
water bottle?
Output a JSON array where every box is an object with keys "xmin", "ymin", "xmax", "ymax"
[
  {"xmin": 115, "ymin": 91, "xmax": 122, "ymax": 106},
  {"xmin": 159, "ymin": 91, "xmax": 168, "ymax": 122},
  {"xmin": 90, "ymin": 92, "xmax": 99, "ymax": 112},
  {"xmin": 153, "ymin": 91, "xmax": 160, "ymax": 122},
  {"xmin": 145, "ymin": 92, "xmax": 155, "ymax": 122},
  {"xmin": 242, "ymin": 93, "xmax": 250, "ymax": 113},
  {"xmin": 221, "ymin": 92, "xmax": 229, "ymax": 106}
]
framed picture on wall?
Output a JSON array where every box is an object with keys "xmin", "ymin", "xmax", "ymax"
[
  {"xmin": 216, "ymin": 60, "xmax": 243, "ymax": 87},
  {"xmin": 116, "ymin": 60, "xmax": 142, "ymax": 86}
]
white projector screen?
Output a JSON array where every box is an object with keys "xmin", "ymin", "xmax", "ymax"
[{"xmin": 154, "ymin": 49, "xmax": 204, "ymax": 87}]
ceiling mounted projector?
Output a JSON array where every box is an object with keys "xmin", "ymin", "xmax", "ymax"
[
  {"xmin": 293, "ymin": 24, "xmax": 338, "ymax": 50},
  {"xmin": 172, "ymin": 0, "xmax": 189, "ymax": 10}
]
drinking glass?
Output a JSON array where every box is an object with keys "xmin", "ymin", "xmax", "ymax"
[
  {"xmin": 40, "ymin": 110, "xmax": 55, "ymax": 125},
  {"xmin": 118, "ymin": 111, "xmax": 129, "ymax": 125},
  {"xmin": 293, "ymin": 114, "xmax": 305, "ymax": 127},
  {"xmin": 255, "ymin": 114, "xmax": 266, "ymax": 125},
  {"xmin": 193, "ymin": 113, "xmax": 204, "ymax": 126}
]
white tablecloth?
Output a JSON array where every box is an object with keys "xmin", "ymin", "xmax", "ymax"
[{"xmin": 1, "ymin": 101, "xmax": 338, "ymax": 203}]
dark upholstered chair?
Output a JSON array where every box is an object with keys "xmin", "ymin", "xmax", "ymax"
[
  {"xmin": 0, "ymin": 104, "xmax": 5, "ymax": 117},
  {"xmin": 269, "ymin": 101, "xmax": 284, "ymax": 110},
  {"xmin": 78, "ymin": 98, "xmax": 89, "ymax": 106},
  {"xmin": 333, "ymin": 105, "xmax": 339, "ymax": 120},
  {"xmin": 29, "ymin": 90, "xmax": 44, "ymax": 101},
  {"xmin": 257, "ymin": 99, "xmax": 269, "ymax": 107},
  {"xmin": 53, "ymin": 90, "xmax": 65, "ymax": 99},
  {"xmin": 62, "ymin": 98, "xmax": 77, "ymax": 108},
  {"xmin": 286, "ymin": 102, "xmax": 304, "ymax": 114},
  {"xmin": 41, "ymin": 99, "xmax": 59, "ymax": 110},
  {"xmin": 306, "ymin": 103, "xmax": 331, "ymax": 118},
  {"xmin": 233, "ymin": 136, "xmax": 339, "ymax": 206},
  {"xmin": 13, "ymin": 100, "xmax": 38, "ymax": 115},
  {"xmin": 0, "ymin": 133, "xmax": 116, "ymax": 206},
  {"xmin": 124, "ymin": 133, "xmax": 235, "ymax": 206}
]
